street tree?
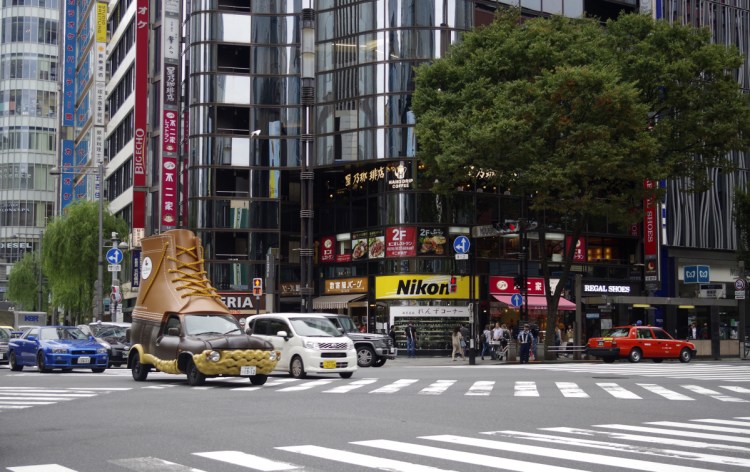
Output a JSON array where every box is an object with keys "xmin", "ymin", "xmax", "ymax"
[
  {"xmin": 413, "ymin": 10, "xmax": 750, "ymax": 359},
  {"xmin": 734, "ymin": 189, "xmax": 750, "ymax": 271},
  {"xmin": 42, "ymin": 200, "xmax": 128, "ymax": 324},
  {"xmin": 7, "ymin": 251, "xmax": 45, "ymax": 311}
]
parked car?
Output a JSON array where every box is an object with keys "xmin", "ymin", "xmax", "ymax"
[
  {"xmin": 321, "ymin": 313, "xmax": 396, "ymax": 367},
  {"xmin": 586, "ymin": 325, "xmax": 696, "ymax": 363},
  {"xmin": 88, "ymin": 322, "xmax": 131, "ymax": 367},
  {"xmin": 248, "ymin": 313, "xmax": 357, "ymax": 378},
  {"xmin": 8, "ymin": 326, "xmax": 109, "ymax": 372},
  {"xmin": 0, "ymin": 326, "xmax": 12, "ymax": 364}
]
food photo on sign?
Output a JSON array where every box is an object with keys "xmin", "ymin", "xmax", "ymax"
[
  {"xmin": 368, "ymin": 235, "xmax": 385, "ymax": 258},
  {"xmin": 418, "ymin": 228, "xmax": 447, "ymax": 255},
  {"xmin": 351, "ymin": 232, "xmax": 369, "ymax": 260}
]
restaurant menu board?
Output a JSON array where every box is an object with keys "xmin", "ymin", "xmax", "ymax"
[
  {"xmin": 351, "ymin": 231, "xmax": 385, "ymax": 260},
  {"xmin": 385, "ymin": 226, "xmax": 416, "ymax": 257},
  {"xmin": 417, "ymin": 227, "xmax": 447, "ymax": 255}
]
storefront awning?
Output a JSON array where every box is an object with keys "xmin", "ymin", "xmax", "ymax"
[
  {"xmin": 312, "ymin": 294, "xmax": 367, "ymax": 310},
  {"xmin": 492, "ymin": 294, "xmax": 576, "ymax": 311}
]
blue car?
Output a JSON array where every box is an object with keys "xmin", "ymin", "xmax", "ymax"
[{"xmin": 8, "ymin": 326, "xmax": 109, "ymax": 373}]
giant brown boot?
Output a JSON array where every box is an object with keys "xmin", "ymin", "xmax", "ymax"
[{"xmin": 134, "ymin": 229, "xmax": 228, "ymax": 321}]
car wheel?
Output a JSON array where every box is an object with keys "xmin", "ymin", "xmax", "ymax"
[
  {"xmin": 339, "ymin": 372, "xmax": 353, "ymax": 379},
  {"xmin": 372, "ymin": 357, "xmax": 387, "ymax": 367},
  {"xmin": 357, "ymin": 346, "xmax": 375, "ymax": 367},
  {"xmin": 652, "ymin": 358, "xmax": 663, "ymax": 363},
  {"xmin": 628, "ymin": 348, "xmax": 642, "ymax": 363},
  {"xmin": 602, "ymin": 357, "xmax": 616, "ymax": 364},
  {"xmin": 186, "ymin": 360, "xmax": 206, "ymax": 386},
  {"xmin": 9, "ymin": 351, "xmax": 23, "ymax": 371},
  {"xmin": 132, "ymin": 357, "xmax": 150, "ymax": 381},
  {"xmin": 679, "ymin": 348, "xmax": 692, "ymax": 363},
  {"xmin": 290, "ymin": 356, "xmax": 306, "ymax": 379},
  {"xmin": 249, "ymin": 374, "xmax": 268, "ymax": 385},
  {"xmin": 91, "ymin": 367, "xmax": 106, "ymax": 373},
  {"xmin": 37, "ymin": 352, "xmax": 51, "ymax": 373}
]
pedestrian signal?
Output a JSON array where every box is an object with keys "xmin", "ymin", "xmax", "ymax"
[
  {"xmin": 252, "ymin": 277, "xmax": 263, "ymax": 296},
  {"xmin": 449, "ymin": 276, "xmax": 457, "ymax": 293}
]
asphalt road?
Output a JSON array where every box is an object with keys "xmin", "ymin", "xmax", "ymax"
[{"xmin": 1, "ymin": 357, "xmax": 750, "ymax": 472}]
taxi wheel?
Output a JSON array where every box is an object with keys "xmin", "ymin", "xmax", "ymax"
[
  {"xmin": 372, "ymin": 357, "xmax": 387, "ymax": 367},
  {"xmin": 132, "ymin": 358, "xmax": 151, "ymax": 381},
  {"xmin": 290, "ymin": 356, "xmax": 306, "ymax": 379},
  {"xmin": 37, "ymin": 352, "xmax": 51, "ymax": 373},
  {"xmin": 679, "ymin": 348, "xmax": 692, "ymax": 363},
  {"xmin": 340, "ymin": 372, "xmax": 353, "ymax": 379},
  {"xmin": 9, "ymin": 351, "xmax": 23, "ymax": 371},
  {"xmin": 250, "ymin": 374, "xmax": 268, "ymax": 385},
  {"xmin": 357, "ymin": 346, "xmax": 375, "ymax": 367},
  {"xmin": 628, "ymin": 348, "xmax": 642, "ymax": 363},
  {"xmin": 187, "ymin": 360, "xmax": 206, "ymax": 386}
]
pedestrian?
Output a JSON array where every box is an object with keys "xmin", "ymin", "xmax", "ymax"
[
  {"xmin": 518, "ymin": 324, "xmax": 533, "ymax": 364},
  {"xmin": 481, "ymin": 324, "xmax": 492, "ymax": 360},
  {"xmin": 564, "ymin": 324, "xmax": 574, "ymax": 357},
  {"xmin": 687, "ymin": 322, "xmax": 698, "ymax": 340},
  {"xmin": 405, "ymin": 322, "xmax": 418, "ymax": 358},
  {"xmin": 700, "ymin": 322, "xmax": 709, "ymax": 339},
  {"xmin": 530, "ymin": 323, "xmax": 539, "ymax": 361},
  {"xmin": 388, "ymin": 325, "xmax": 396, "ymax": 345},
  {"xmin": 451, "ymin": 325, "xmax": 465, "ymax": 361},
  {"xmin": 554, "ymin": 325, "xmax": 562, "ymax": 358}
]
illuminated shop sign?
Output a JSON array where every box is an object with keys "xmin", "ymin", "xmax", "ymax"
[
  {"xmin": 583, "ymin": 284, "xmax": 632, "ymax": 294},
  {"xmin": 324, "ymin": 277, "xmax": 368, "ymax": 295},
  {"xmin": 344, "ymin": 161, "xmax": 413, "ymax": 190},
  {"xmin": 376, "ymin": 275, "xmax": 478, "ymax": 299}
]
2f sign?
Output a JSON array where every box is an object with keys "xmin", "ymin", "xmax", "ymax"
[{"xmin": 391, "ymin": 228, "xmax": 407, "ymax": 240}]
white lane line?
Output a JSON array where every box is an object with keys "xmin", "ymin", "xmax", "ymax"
[
  {"xmin": 8, "ymin": 465, "xmax": 79, "ymax": 472},
  {"xmin": 645, "ymin": 421, "xmax": 750, "ymax": 435},
  {"xmin": 514, "ymin": 381, "xmax": 539, "ymax": 397},
  {"xmin": 353, "ymin": 439, "xmax": 587, "ymax": 472},
  {"xmin": 194, "ymin": 451, "xmax": 298, "ymax": 471},
  {"xmin": 594, "ymin": 424, "xmax": 750, "ymax": 444},
  {"xmin": 324, "ymin": 378, "xmax": 378, "ymax": 393},
  {"xmin": 109, "ymin": 456, "xmax": 207, "ymax": 471},
  {"xmin": 637, "ymin": 384, "xmax": 694, "ymax": 401},
  {"xmin": 277, "ymin": 445, "xmax": 458, "ymax": 471},
  {"xmin": 419, "ymin": 380, "xmax": 456, "ymax": 395},
  {"xmin": 423, "ymin": 434, "xmax": 720, "ymax": 472},
  {"xmin": 480, "ymin": 430, "xmax": 750, "ymax": 468},
  {"xmin": 682, "ymin": 385, "xmax": 749, "ymax": 402},
  {"xmin": 597, "ymin": 382, "xmax": 641, "ymax": 399},
  {"xmin": 556, "ymin": 382, "xmax": 589, "ymax": 398},
  {"xmin": 277, "ymin": 379, "xmax": 334, "ymax": 392},
  {"xmin": 370, "ymin": 379, "xmax": 418, "ymax": 394},
  {"xmin": 466, "ymin": 381, "xmax": 495, "ymax": 396}
]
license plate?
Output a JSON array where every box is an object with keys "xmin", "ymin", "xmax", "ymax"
[
  {"xmin": 240, "ymin": 365, "xmax": 256, "ymax": 376},
  {"xmin": 322, "ymin": 360, "xmax": 337, "ymax": 369},
  {"xmin": 597, "ymin": 341, "xmax": 603, "ymax": 346},
  {"xmin": 389, "ymin": 348, "xmax": 396, "ymax": 355},
  {"xmin": 78, "ymin": 356, "xmax": 91, "ymax": 364},
  {"xmin": 0, "ymin": 353, "xmax": 5, "ymax": 359}
]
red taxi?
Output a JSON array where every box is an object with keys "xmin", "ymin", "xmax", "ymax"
[{"xmin": 586, "ymin": 325, "xmax": 696, "ymax": 363}]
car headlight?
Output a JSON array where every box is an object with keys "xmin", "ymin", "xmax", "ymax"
[
  {"xmin": 206, "ymin": 351, "xmax": 221, "ymax": 362},
  {"xmin": 98, "ymin": 340, "xmax": 111, "ymax": 350},
  {"xmin": 52, "ymin": 348, "xmax": 68, "ymax": 354},
  {"xmin": 269, "ymin": 351, "xmax": 278, "ymax": 361},
  {"xmin": 303, "ymin": 339, "xmax": 317, "ymax": 349},
  {"xmin": 97, "ymin": 347, "xmax": 108, "ymax": 354}
]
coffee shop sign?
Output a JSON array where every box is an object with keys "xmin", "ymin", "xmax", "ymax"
[{"xmin": 584, "ymin": 284, "xmax": 631, "ymax": 294}]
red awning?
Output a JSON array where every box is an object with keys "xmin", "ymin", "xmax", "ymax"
[{"xmin": 492, "ymin": 294, "xmax": 576, "ymax": 311}]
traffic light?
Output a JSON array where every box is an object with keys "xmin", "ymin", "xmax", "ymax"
[
  {"xmin": 514, "ymin": 275, "xmax": 524, "ymax": 290},
  {"xmin": 449, "ymin": 276, "xmax": 457, "ymax": 293},
  {"xmin": 252, "ymin": 277, "xmax": 263, "ymax": 296}
]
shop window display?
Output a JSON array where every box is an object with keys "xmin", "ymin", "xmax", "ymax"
[{"xmin": 392, "ymin": 317, "xmax": 470, "ymax": 351}]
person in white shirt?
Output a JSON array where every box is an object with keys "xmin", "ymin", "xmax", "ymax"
[{"xmin": 481, "ymin": 325, "xmax": 492, "ymax": 360}]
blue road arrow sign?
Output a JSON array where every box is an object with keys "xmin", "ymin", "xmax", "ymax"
[
  {"xmin": 511, "ymin": 293, "xmax": 523, "ymax": 307},
  {"xmin": 106, "ymin": 247, "xmax": 124, "ymax": 265},
  {"xmin": 453, "ymin": 236, "xmax": 470, "ymax": 255}
]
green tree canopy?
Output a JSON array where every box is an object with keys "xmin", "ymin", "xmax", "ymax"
[
  {"xmin": 413, "ymin": 10, "xmax": 750, "ymax": 358},
  {"xmin": 7, "ymin": 251, "xmax": 44, "ymax": 311}
]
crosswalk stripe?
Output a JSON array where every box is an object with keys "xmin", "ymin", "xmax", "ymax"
[
  {"xmin": 682, "ymin": 385, "xmax": 749, "ymax": 402},
  {"xmin": 0, "ymin": 400, "xmax": 57, "ymax": 405},
  {"xmin": 720, "ymin": 386, "xmax": 750, "ymax": 394},
  {"xmin": 353, "ymin": 439, "xmax": 586, "ymax": 472},
  {"xmin": 109, "ymin": 456, "xmax": 207, "ymax": 471},
  {"xmin": 637, "ymin": 383, "xmax": 693, "ymax": 401},
  {"xmin": 691, "ymin": 418, "xmax": 750, "ymax": 427},
  {"xmin": 277, "ymin": 445, "xmax": 458, "ymax": 472},
  {"xmin": 480, "ymin": 430, "xmax": 750, "ymax": 468},
  {"xmin": 0, "ymin": 405, "xmax": 34, "ymax": 409},
  {"xmin": 194, "ymin": 450, "xmax": 298, "ymax": 471},
  {"xmin": 423, "ymin": 434, "xmax": 720, "ymax": 472},
  {"xmin": 465, "ymin": 380, "xmax": 494, "ymax": 396},
  {"xmin": 324, "ymin": 378, "xmax": 378, "ymax": 393},
  {"xmin": 7, "ymin": 465, "xmax": 79, "ymax": 472},
  {"xmin": 556, "ymin": 382, "xmax": 589, "ymax": 398},
  {"xmin": 0, "ymin": 392, "xmax": 95, "ymax": 398},
  {"xmin": 645, "ymin": 420, "xmax": 750, "ymax": 435},
  {"xmin": 419, "ymin": 380, "xmax": 456, "ymax": 395},
  {"xmin": 370, "ymin": 379, "xmax": 418, "ymax": 393},
  {"xmin": 594, "ymin": 423, "xmax": 750, "ymax": 444},
  {"xmin": 597, "ymin": 382, "xmax": 641, "ymax": 399},
  {"xmin": 277, "ymin": 379, "xmax": 334, "ymax": 392},
  {"xmin": 514, "ymin": 381, "xmax": 539, "ymax": 397}
]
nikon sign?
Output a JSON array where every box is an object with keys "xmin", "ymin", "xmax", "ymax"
[{"xmin": 376, "ymin": 275, "xmax": 478, "ymax": 300}]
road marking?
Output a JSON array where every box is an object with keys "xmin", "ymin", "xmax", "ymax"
[
  {"xmin": 370, "ymin": 379, "xmax": 418, "ymax": 393},
  {"xmin": 277, "ymin": 445, "xmax": 457, "ymax": 471},
  {"xmin": 555, "ymin": 382, "xmax": 589, "ymax": 398},
  {"xmin": 194, "ymin": 451, "xmax": 298, "ymax": 471},
  {"xmin": 690, "ymin": 418, "xmax": 750, "ymax": 427},
  {"xmin": 597, "ymin": 382, "xmax": 641, "ymax": 399},
  {"xmin": 466, "ymin": 380, "xmax": 494, "ymax": 396},
  {"xmin": 720, "ymin": 385, "xmax": 750, "ymax": 394},
  {"xmin": 594, "ymin": 423, "xmax": 750, "ymax": 444},
  {"xmin": 277, "ymin": 379, "xmax": 334, "ymax": 392},
  {"xmin": 645, "ymin": 420, "xmax": 750, "ymax": 435},
  {"xmin": 109, "ymin": 456, "xmax": 207, "ymax": 471},
  {"xmin": 682, "ymin": 385, "xmax": 749, "ymax": 402},
  {"xmin": 419, "ymin": 380, "xmax": 456, "ymax": 395},
  {"xmin": 514, "ymin": 381, "xmax": 539, "ymax": 397},
  {"xmin": 637, "ymin": 383, "xmax": 693, "ymax": 401},
  {"xmin": 8, "ymin": 465, "xmax": 79, "ymax": 472},
  {"xmin": 324, "ymin": 378, "xmax": 378, "ymax": 393}
]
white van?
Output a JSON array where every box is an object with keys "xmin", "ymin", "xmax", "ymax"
[{"xmin": 247, "ymin": 313, "xmax": 357, "ymax": 379}]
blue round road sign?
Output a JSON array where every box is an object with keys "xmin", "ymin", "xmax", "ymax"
[
  {"xmin": 510, "ymin": 293, "xmax": 523, "ymax": 307},
  {"xmin": 453, "ymin": 236, "xmax": 470, "ymax": 254},
  {"xmin": 106, "ymin": 248, "xmax": 124, "ymax": 264}
]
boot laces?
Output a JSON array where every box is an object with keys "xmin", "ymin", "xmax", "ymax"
[{"xmin": 167, "ymin": 244, "xmax": 220, "ymax": 299}]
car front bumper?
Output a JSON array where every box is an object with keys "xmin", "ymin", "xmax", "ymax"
[
  {"xmin": 43, "ymin": 352, "xmax": 109, "ymax": 368},
  {"xmin": 304, "ymin": 349, "xmax": 358, "ymax": 374},
  {"xmin": 374, "ymin": 346, "xmax": 398, "ymax": 359}
]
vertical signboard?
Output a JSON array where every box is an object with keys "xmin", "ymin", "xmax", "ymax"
[
  {"xmin": 160, "ymin": 0, "xmax": 180, "ymax": 228},
  {"xmin": 60, "ymin": 141, "xmax": 75, "ymax": 211},
  {"xmin": 643, "ymin": 179, "xmax": 660, "ymax": 289},
  {"xmin": 62, "ymin": 1, "xmax": 76, "ymax": 127},
  {"xmin": 132, "ymin": 0, "xmax": 149, "ymax": 229}
]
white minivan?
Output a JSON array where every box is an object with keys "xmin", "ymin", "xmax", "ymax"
[{"xmin": 247, "ymin": 313, "xmax": 357, "ymax": 379}]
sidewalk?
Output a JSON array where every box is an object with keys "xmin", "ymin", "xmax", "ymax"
[{"xmin": 388, "ymin": 353, "xmax": 748, "ymax": 367}]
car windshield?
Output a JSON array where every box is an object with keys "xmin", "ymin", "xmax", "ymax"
[
  {"xmin": 184, "ymin": 314, "xmax": 240, "ymax": 336},
  {"xmin": 331, "ymin": 316, "xmax": 357, "ymax": 333},
  {"xmin": 0, "ymin": 329, "xmax": 9, "ymax": 341},
  {"xmin": 604, "ymin": 328, "xmax": 631, "ymax": 338},
  {"xmin": 94, "ymin": 326, "xmax": 128, "ymax": 339},
  {"xmin": 39, "ymin": 327, "xmax": 89, "ymax": 340},
  {"xmin": 290, "ymin": 317, "xmax": 340, "ymax": 337}
]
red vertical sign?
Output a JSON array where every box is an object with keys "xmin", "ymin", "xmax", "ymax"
[
  {"xmin": 565, "ymin": 235, "xmax": 587, "ymax": 262},
  {"xmin": 643, "ymin": 179, "xmax": 659, "ymax": 285},
  {"xmin": 320, "ymin": 236, "xmax": 335, "ymax": 263},
  {"xmin": 132, "ymin": 0, "xmax": 149, "ymax": 229}
]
